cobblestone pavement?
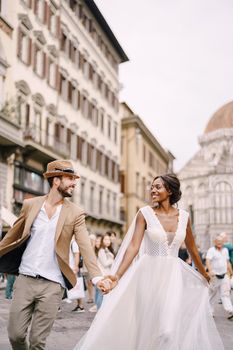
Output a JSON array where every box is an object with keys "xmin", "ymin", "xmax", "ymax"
[{"xmin": 0, "ymin": 282, "xmax": 232, "ymax": 349}]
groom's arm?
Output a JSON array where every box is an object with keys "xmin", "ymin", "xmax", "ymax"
[
  {"xmin": 73, "ymin": 211, "xmax": 112, "ymax": 292},
  {"xmin": 73, "ymin": 211, "xmax": 101, "ymax": 279}
]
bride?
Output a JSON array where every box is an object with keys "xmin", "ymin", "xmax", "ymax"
[{"xmin": 75, "ymin": 174, "xmax": 225, "ymax": 350}]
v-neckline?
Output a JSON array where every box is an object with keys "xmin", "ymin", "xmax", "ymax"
[{"xmin": 148, "ymin": 206, "xmax": 181, "ymax": 247}]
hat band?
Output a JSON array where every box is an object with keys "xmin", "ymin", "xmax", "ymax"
[{"xmin": 54, "ymin": 167, "xmax": 75, "ymax": 174}]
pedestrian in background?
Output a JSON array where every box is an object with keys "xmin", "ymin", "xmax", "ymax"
[
  {"xmin": 107, "ymin": 231, "xmax": 120, "ymax": 256},
  {"xmin": 89, "ymin": 235, "xmax": 102, "ymax": 313},
  {"xmin": 206, "ymin": 235, "xmax": 233, "ymax": 320},
  {"xmin": 96, "ymin": 233, "xmax": 115, "ymax": 309},
  {"xmin": 5, "ymin": 274, "xmax": 15, "ymax": 300},
  {"xmin": 94, "ymin": 235, "xmax": 102, "ymax": 255},
  {"xmin": 69, "ymin": 238, "xmax": 85, "ymax": 313},
  {"xmin": 82, "ymin": 233, "xmax": 96, "ymax": 304},
  {"xmin": 0, "ymin": 272, "xmax": 5, "ymax": 283}
]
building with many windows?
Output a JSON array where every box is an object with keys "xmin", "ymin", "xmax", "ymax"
[
  {"xmin": 179, "ymin": 101, "xmax": 233, "ymax": 250},
  {"xmin": 120, "ymin": 102, "xmax": 174, "ymax": 229},
  {"xmin": 0, "ymin": 0, "xmax": 128, "ymax": 235}
]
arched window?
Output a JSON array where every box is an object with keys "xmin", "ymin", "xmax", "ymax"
[{"xmin": 214, "ymin": 182, "xmax": 233, "ymax": 224}]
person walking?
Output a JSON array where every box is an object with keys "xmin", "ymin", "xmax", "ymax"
[
  {"xmin": 69, "ymin": 238, "xmax": 85, "ymax": 313},
  {"xmin": 81, "ymin": 233, "xmax": 96, "ymax": 304},
  {"xmin": 89, "ymin": 235, "xmax": 102, "ymax": 313},
  {"xmin": 74, "ymin": 174, "xmax": 224, "ymax": 350},
  {"xmin": 206, "ymin": 235, "xmax": 233, "ymax": 320},
  {"xmin": 95, "ymin": 233, "xmax": 115, "ymax": 309},
  {"xmin": 0, "ymin": 159, "xmax": 111, "ymax": 350},
  {"xmin": 107, "ymin": 231, "xmax": 120, "ymax": 256}
]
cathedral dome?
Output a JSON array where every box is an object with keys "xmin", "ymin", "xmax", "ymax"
[{"xmin": 204, "ymin": 101, "xmax": 233, "ymax": 134}]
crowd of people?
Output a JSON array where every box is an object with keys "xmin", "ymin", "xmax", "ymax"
[{"xmin": 62, "ymin": 230, "xmax": 120, "ymax": 313}]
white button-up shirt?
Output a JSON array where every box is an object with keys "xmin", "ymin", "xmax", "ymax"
[{"xmin": 19, "ymin": 203, "xmax": 65, "ymax": 287}]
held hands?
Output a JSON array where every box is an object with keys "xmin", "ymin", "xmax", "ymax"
[
  {"xmin": 204, "ymin": 273, "xmax": 211, "ymax": 283},
  {"xmin": 96, "ymin": 275, "xmax": 119, "ymax": 294}
]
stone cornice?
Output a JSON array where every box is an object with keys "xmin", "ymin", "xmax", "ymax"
[
  {"xmin": 60, "ymin": 67, "xmax": 69, "ymax": 78},
  {"xmin": 50, "ymin": 0, "xmax": 59, "ymax": 10},
  {"xmin": 61, "ymin": 22, "xmax": 69, "ymax": 36},
  {"xmin": 122, "ymin": 114, "xmax": 171, "ymax": 163},
  {"xmin": 47, "ymin": 45, "xmax": 58, "ymax": 57},
  {"xmin": 0, "ymin": 15, "xmax": 13, "ymax": 37},
  {"xmin": 32, "ymin": 93, "xmax": 45, "ymax": 107},
  {"xmin": 34, "ymin": 30, "xmax": 47, "ymax": 45},
  {"xmin": 15, "ymin": 80, "xmax": 31, "ymax": 95},
  {"xmin": 90, "ymin": 138, "xmax": 97, "ymax": 145},
  {"xmin": 199, "ymin": 128, "xmax": 233, "ymax": 145},
  {"xmin": 71, "ymin": 35, "xmax": 79, "ymax": 47},
  {"xmin": 46, "ymin": 104, "xmax": 57, "ymax": 116},
  {"xmin": 0, "ymin": 56, "xmax": 10, "ymax": 69},
  {"xmin": 18, "ymin": 14, "xmax": 33, "ymax": 30},
  {"xmin": 71, "ymin": 78, "xmax": 78, "ymax": 87},
  {"xmin": 58, "ymin": 114, "xmax": 68, "ymax": 124},
  {"xmin": 81, "ymin": 131, "xmax": 88, "ymax": 139},
  {"xmin": 70, "ymin": 122, "xmax": 78, "ymax": 132}
]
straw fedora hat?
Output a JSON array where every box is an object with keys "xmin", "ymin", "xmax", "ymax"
[{"xmin": 43, "ymin": 160, "xmax": 80, "ymax": 179}]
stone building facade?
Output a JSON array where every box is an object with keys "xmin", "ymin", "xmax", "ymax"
[
  {"xmin": 0, "ymin": 0, "xmax": 128, "ymax": 235},
  {"xmin": 179, "ymin": 101, "xmax": 233, "ymax": 250},
  {"xmin": 120, "ymin": 102, "xmax": 174, "ymax": 229}
]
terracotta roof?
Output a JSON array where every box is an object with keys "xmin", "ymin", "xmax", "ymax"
[{"xmin": 205, "ymin": 101, "xmax": 233, "ymax": 133}]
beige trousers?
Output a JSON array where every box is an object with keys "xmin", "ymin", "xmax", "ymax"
[{"xmin": 8, "ymin": 275, "xmax": 64, "ymax": 350}]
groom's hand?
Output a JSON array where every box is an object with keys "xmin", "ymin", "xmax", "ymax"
[
  {"xmin": 105, "ymin": 275, "xmax": 119, "ymax": 290},
  {"xmin": 96, "ymin": 278, "xmax": 112, "ymax": 294},
  {"xmin": 96, "ymin": 275, "xmax": 119, "ymax": 294}
]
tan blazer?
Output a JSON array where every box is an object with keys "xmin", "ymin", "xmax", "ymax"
[{"xmin": 0, "ymin": 195, "xmax": 101, "ymax": 288}]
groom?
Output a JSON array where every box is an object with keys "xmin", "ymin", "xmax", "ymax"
[{"xmin": 0, "ymin": 159, "xmax": 111, "ymax": 350}]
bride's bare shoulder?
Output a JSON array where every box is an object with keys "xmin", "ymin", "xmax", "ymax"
[{"xmin": 135, "ymin": 210, "xmax": 147, "ymax": 227}]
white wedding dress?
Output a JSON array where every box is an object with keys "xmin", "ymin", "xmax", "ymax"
[{"xmin": 74, "ymin": 206, "xmax": 224, "ymax": 350}]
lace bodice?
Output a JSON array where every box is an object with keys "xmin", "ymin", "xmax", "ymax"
[{"xmin": 140, "ymin": 206, "xmax": 189, "ymax": 257}]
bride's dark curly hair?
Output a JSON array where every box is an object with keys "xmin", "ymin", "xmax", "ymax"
[{"xmin": 153, "ymin": 174, "xmax": 182, "ymax": 205}]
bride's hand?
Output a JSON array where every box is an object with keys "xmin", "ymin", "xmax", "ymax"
[
  {"xmin": 203, "ymin": 273, "xmax": 211, "ymax": 284},
  {"xmin": 104, "ymin": 275, "xmax": 119, "ymax": 291}
]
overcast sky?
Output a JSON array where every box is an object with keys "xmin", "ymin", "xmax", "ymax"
[{"xmin": 95, "ymin": 0, "xmax": 233, "ymax": 171}]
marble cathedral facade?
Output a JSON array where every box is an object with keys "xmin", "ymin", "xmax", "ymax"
[{"xmin": 179, "ymin": 101, "xmax": 233, "ymax": 250}]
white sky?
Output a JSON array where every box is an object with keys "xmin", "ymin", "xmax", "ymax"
[{"xmin": 95, "ymin": 0, "xmax": 233, "ymax": 171}]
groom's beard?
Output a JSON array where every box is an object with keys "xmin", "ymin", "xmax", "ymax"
[{"xmin": 57, "ymin": 184, "xmax": 75, "ymax": 198}]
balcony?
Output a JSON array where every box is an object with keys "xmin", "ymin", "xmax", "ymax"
[
  {"xmin": 83, "ymin": 197, "xmax": 124, "ymax": 226},
  {"xmin": 0, "ymin": 111, "xmax": 23, "ymax": 147},
  {"xmin": 23, "ymin": 124, "xmax": 71, "ymax": 158}
]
